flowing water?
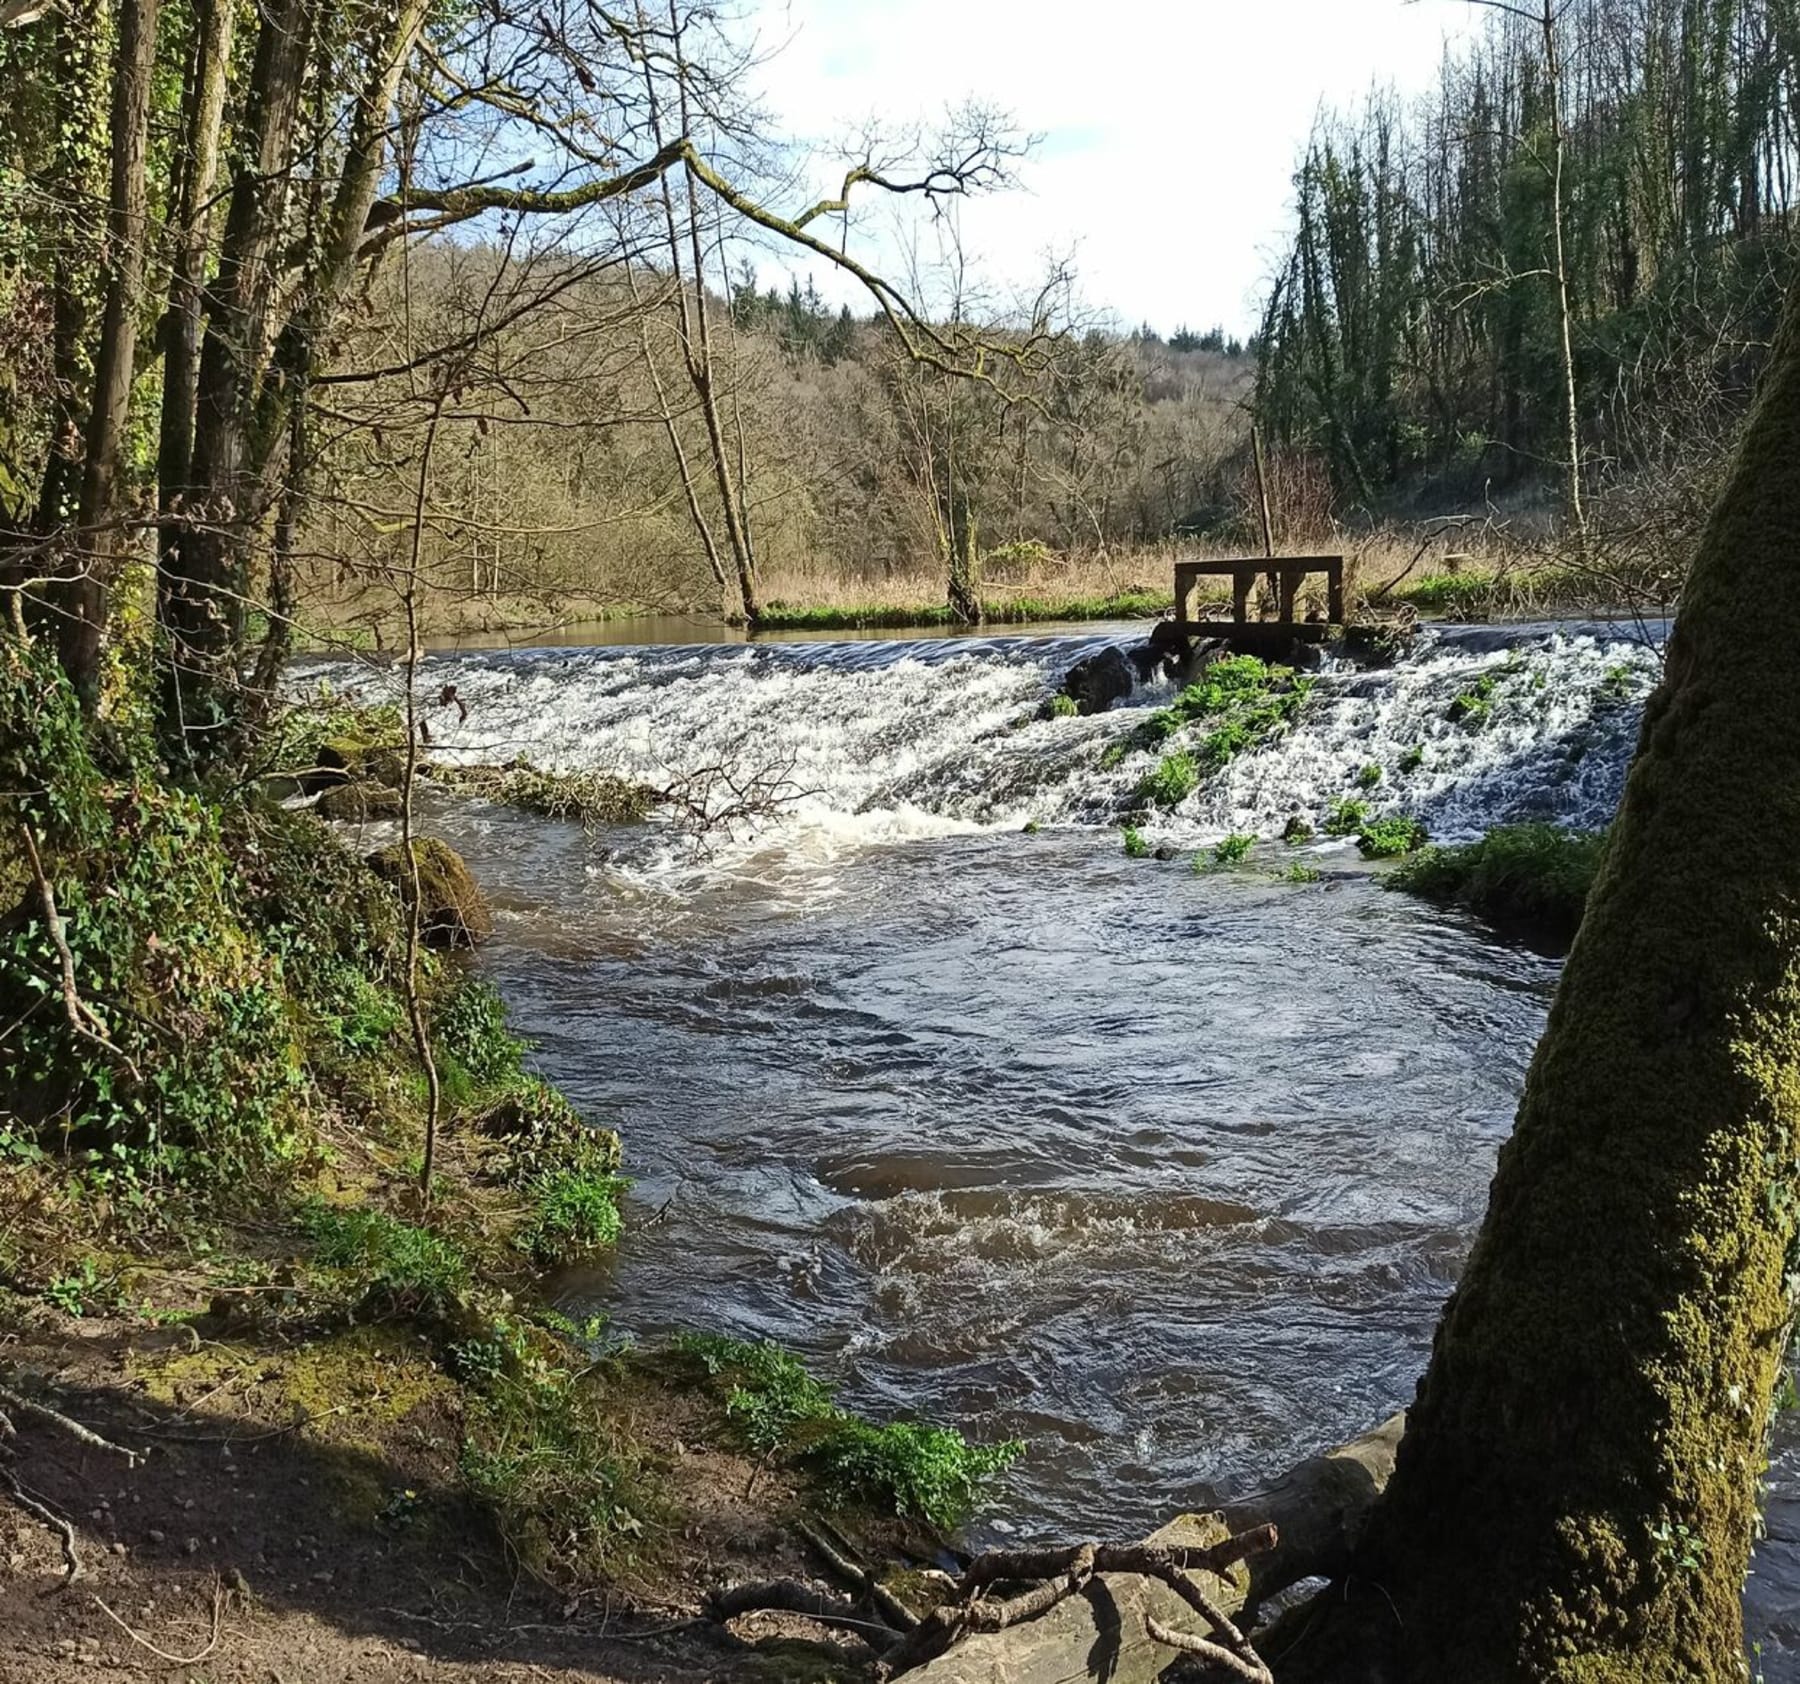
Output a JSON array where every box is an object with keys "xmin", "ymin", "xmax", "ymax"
[{"xmin": 301, "ymin": 620, "xmax": 1800, "ymax": 1666}]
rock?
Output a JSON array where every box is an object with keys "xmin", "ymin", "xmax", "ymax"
[
  {"xmin": 365, "ymin": 837, "xmax": 493, "ymax": 948},
  {"xmin": 315, "ymin": 781, "xmax": 406, "ymax": 823},
  {"xmin": 1060, "ymin": 646, "xmax": 1136, "ymax": 715},
  {"xmin": 1128, "ymin": 618, "xmax": 1194, "ymax": 683}
]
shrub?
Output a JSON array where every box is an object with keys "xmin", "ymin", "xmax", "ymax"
[
  {"xmin": 1400, "ymin": 745, "xmax": 1425, "ymax": 773},
  {"xmin": 1049, "ymin": 693, "xmax": 1079, "ymax": 720},
  {"xmin": 1323, "ymin": 797, "xmax": 1370, "ymax": 837},
  {"xmin": 672, "ymin": 1334, "xmax": 1020, "ymax": 1531},
  {"xmin": 1358, "ymin": 816, "xmax": 1430, "ymax": 858},
  {"xmin": 1122, "ymin": 826, "xmax": 1151, "ymax": 859},
  {"xmin": 1282, "ymin": 863, "xmax": 1323, "ymax": 884},
  {"xmin": 1387, "ymin": 823, "xmax": 1606, "ymax": 942},
  {"xmin": 1138, "ymin": 751, "xmax": 1198, "ymax": 810},
  {"xmin": 1357, "ymin": 762, "xmax": 1384, "ymax": 789},
  {"xmin": 818, "ymin": 1420, "xmax": 1021, "ymax": 1534}
]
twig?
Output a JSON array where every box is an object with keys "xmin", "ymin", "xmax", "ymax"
[
  {"xmin": 1, "ymin": 1469, "xmax": 80, "ymax": 1586},
  {"xmin": 92, "ymin": 1582, "xmax": 225, "ymax": 1665},
  {"xmin": 17, "ymin": 824, "xmax": 144, "ymax": 1086},
  {"xmin": 0, "ymin": 1383, "xmax": 140, "ymax": 1465}
]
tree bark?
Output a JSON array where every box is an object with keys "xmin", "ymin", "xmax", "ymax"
[
  {"xmin": 60, "ymin": 0, "xmax": 161, "ymax": 706},
  {"xmin": 1335, "ymin": 279, "xmax": 1800, "ymax": 1682}
]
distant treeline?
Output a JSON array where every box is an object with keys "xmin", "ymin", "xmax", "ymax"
[{"xmin": 1253, "ymin": 0, "xmax": 1800, "ymax": 513}]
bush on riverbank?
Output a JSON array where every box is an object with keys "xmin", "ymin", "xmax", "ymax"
[
  {"xmin": 1386, "ymin": 822, "xmax": 1606, "ymax": 941},
  {"xmin": 756, "ymin": 588, "xmax": 1171, "ymax": 633},
  {"xmin": 672, "ymin": 1334, "xmax": 1022, "ymax": 1532}
]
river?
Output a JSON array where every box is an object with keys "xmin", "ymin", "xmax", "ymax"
[{"xmin": 300, "ymin": 620, "xmax": 1800, "ymax": 1670}]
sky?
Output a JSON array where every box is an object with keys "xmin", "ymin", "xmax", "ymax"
[{"xmin": 740, "ymin": 0, "xmax": 1479, "ymax": 338}]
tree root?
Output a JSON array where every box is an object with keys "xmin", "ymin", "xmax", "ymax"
[
  {"xmin": 1, "ymin": 1468, "xmax": 82, "ymax": 1587},
  {"xmin": 712, "ymin": 1523, "xmax": 1279, "ymax": 1680},
  {"xmin": 0, "ymin": 1384, "xmax": 141, "ymax": 1465}
]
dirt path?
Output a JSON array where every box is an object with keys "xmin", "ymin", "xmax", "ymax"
[{"xmin": 0, "ymin": 1318, "xmax": 865, "ymax": 1683}]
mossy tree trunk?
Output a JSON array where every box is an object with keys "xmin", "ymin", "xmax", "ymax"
[{"xmin": 1340, "ymin": 283, "xmax": 1800, "ymax": 1680}]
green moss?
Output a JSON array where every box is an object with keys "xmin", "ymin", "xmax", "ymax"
[
  {"xmin": 315, "ymin": 781, "xmax": 406, "ymax": 822},
  {"xmin": 1357, "ymin": 815, "xmax": 1429, "ymax": 858},
  {"xmin": 1449, "ymin": 672, "xmax": 1498, "ymax": 728},
  {"xmin": 1357, "ymin": 762, "xmax": 1384, "ymax": 789},
  {"xmin": 1400, "ymin": 744, "xmax": 1426, "ymax": 773},
  {"xmin": 1049, "ymin": 693, "xmax": 1079, "ymax": 719},
  {"xmin": 1284, "ymin": 815, "xmax": 1316, "ymax": 845},
  {"xmin": 366, "ymin": 837, "xmax": 493, "ymax": 948},
  {"xmin": 427, "ymin": 763, "xmax": 658, "ymax": 826},
  {"xmin": 1386, "ymin": 823, "xmax": 1607, "ymax": 941}
]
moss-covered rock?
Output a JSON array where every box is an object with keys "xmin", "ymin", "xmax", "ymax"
[
  {"xmin": 316, "ymin": 781, "xmax": 406, "ymax": 822},
  {"xmin": 365, "ymin": 838, "xmax": 492, "ymax": 948}
]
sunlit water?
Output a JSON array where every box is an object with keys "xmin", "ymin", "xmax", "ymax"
[{"xmin": 298, "ymin": 620, "xmax": 1800, "ymax": 1668}]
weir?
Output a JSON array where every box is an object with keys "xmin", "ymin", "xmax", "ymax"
[{"xmin": 1174, "ymin": 554, "xmax": 1346, "ymax": 657}]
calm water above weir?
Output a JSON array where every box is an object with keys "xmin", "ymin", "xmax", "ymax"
[{"xmin": 301, "ymin": 620, "xmax": 1800, "ymax": 1666}]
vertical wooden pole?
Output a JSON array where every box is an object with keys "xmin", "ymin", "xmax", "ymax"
[{"xmin": 1252, "ymin": 426, "xmax": 1276, "ymax": 560}]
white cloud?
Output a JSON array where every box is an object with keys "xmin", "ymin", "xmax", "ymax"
[{"xmin": 739, "ymin": 0, "xmax": 1477, "ymax": 335}]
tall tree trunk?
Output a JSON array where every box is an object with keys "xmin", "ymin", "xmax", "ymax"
[
  {"xmin": 1329, "ymin": 275, "xmax": 1800, "ymax": 1681},
  {"xmin": 157, "ymin": 0, "xmax": 235, "ymax": 562},
  {"xmin": 60, "ymin": 0, "xmax": 161, "ymax": 706},
  {"xmin": 158, "ymin": 0, "xmax": 314, "ymax": 759}
]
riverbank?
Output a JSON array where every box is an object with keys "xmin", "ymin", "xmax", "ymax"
[
  {"xmin": 0, "ymin": 648, "xmax": 1016, "ymax": 1683},
  {"xmin": 290, "ymin": 529, "xmax": 1673, "ymax": 652}
]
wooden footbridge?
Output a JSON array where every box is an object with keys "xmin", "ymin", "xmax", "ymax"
[{"xmin": 1174, "ymin": 555, "xmax": 1345, "ymax": 656}]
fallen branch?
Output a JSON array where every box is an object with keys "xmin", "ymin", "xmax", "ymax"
[
  {"xmin": 797, "ymin": 1517, "xmax": 919, "ymax": 1632},
  {"xmin": 708, "ymin": 1577, "xmax": 875, "ymax": 1630},
  {"xmin": 1146, "ymin": 1612, "xmax": 1272, "ymax": 1683}
]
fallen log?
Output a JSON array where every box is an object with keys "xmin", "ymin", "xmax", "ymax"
[{"xmin": 895, "ymin": 1413, "xmax": 1404, "ymax": 1683}]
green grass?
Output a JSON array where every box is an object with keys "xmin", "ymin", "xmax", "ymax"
[
  {"xmin": 1122, "ymin": 826, "xmax": 1151, "ymax": 858},
  {"xmin": 1386, "ymin": 822, "xmax": 1606, "ymax": 942},
  {"xmin": 672, "ymin": 1334, "xmax": 1020, "ymax": 1531},
  {"xmin": 517, "ymin": 1170, "xmax": 628, "ymax": 1266},
  {"xmin": 1448, "ymin": 672, "xmax": 1498, "ymax": 727},
  {"xmin": 756, "ymin": 589, "xmax": 1171, "ymax": 633},
  {"xmin": 1357, "ymin": 815, "xmax": 1430, "ymax": 858},
  {"xmin": 1049, "ymin": 693, "xmax": 1079, "ymax": 719},
  {"xmin": 301, "ymin": 1204, "xmax": 470, "ymax": 1315},
  {"xmin": 1357, "ymin": 762, "xmax": 1384, "ymax": 789},
  {"xmin": 1282, "ymin": 862, "xmax": 1323, "ymax": 884}
]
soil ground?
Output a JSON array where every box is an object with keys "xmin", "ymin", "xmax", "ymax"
[{"xmin": 0, "ymin": 1309, "xmax": 873, "ymax": 1683}]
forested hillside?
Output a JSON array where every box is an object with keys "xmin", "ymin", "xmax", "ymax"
[{"xmin": 1254, "ymin": 0, "xmax": 1799, "ymax": 534}]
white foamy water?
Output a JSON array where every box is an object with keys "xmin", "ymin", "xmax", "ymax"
[{"xmin": 296, "ymin": 622, "xmax": 1659, "ymax": 868}]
